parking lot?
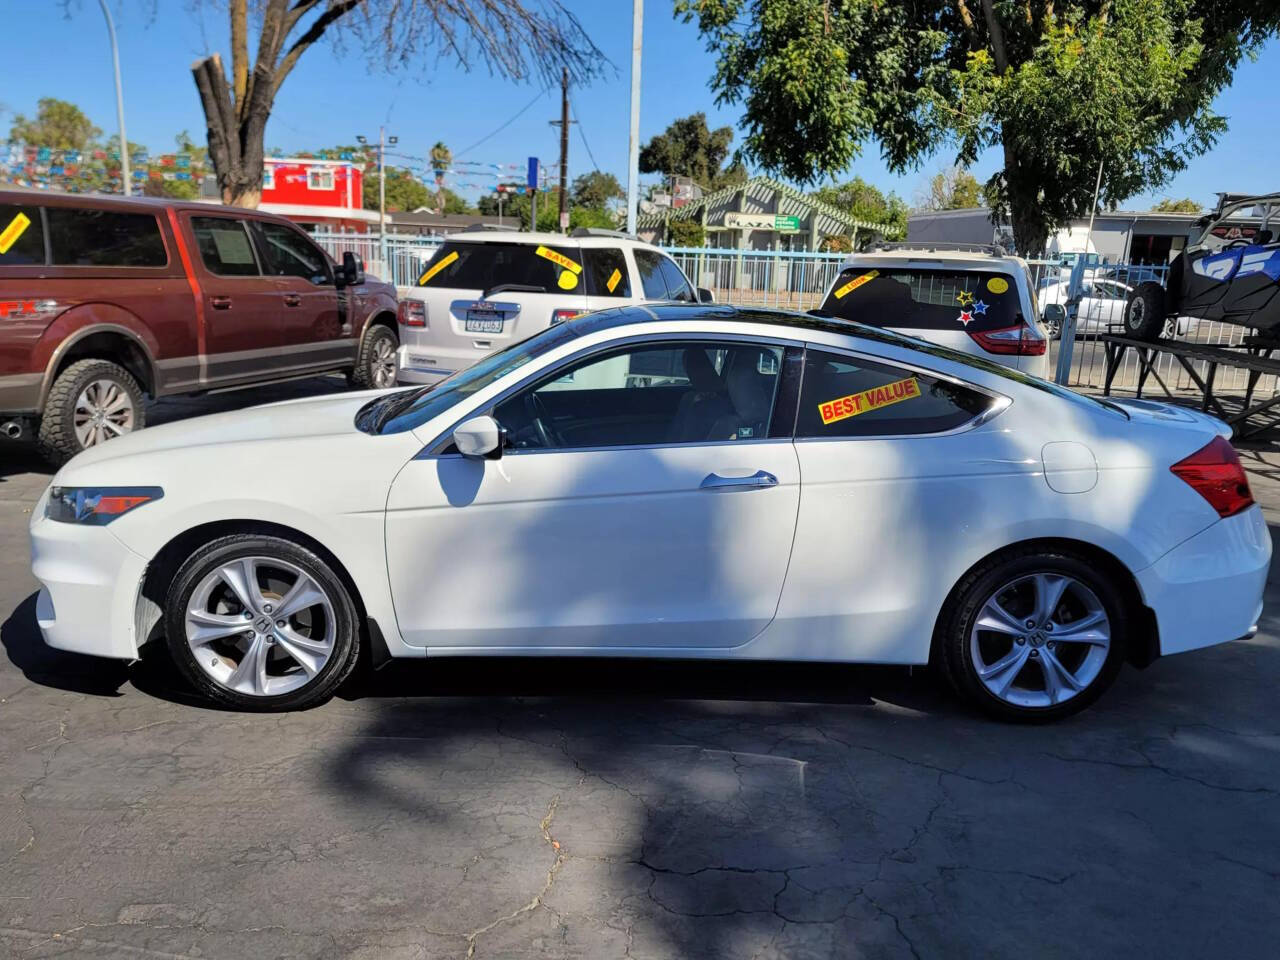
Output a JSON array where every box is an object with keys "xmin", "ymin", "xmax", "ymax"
[{"xmin": 2, "ymin": 381, "xmax": 1280, "ymax": 959}]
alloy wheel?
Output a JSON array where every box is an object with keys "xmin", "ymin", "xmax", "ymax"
[
  {"xmin": 370, "ymin": 337, "xmax": 397, "ymax": 388},
  {"xmin": 73, "ymin": 379, "xmax": 135, "ymax": 448},
  {"xmin": 184, "ymin": 556, "xmax": 336, "ymax": 697},
  {"xmin": 969, "ymin": 573, "xmax": 1111, "ymax": 708},
  {"xmin": 1126, "ymin": 297, "xmax": 1145, "ymax": 333}
]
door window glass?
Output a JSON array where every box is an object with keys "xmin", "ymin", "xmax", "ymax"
[
  {"xmin": 819, "ymin": 268, "xmax": 1019, "ymax": 333},
  {"xmin": 658, "ymin": 256, "xmax": 696, "ymax": 302},
  {"xmin": 0, "ymin": 204, "xmax": 45, "ymax": 265},
  {"xmin": 633, "ymin": 250, "xmax": 670, "ymax": 299},
  {"xmin": 494, "ymin": 341, "xmax": 784, "ymax": 450},
  {"xmin": 582, "ymin": 247, "xmax": 631, "ymax": 298},
  {"xmin": 795, "ymin": 349, "xmax": 993, "ymax": 438},
  {"xmin": 191, "ymin": 217, "xmax": 260, "ymax": 276},
  {"xmin": 45, "ymin": 208, "xmax": 167, "ymax": 267},
  {"xmin": 257, "ymin": 221, "xmax": 331, "ymax": 283},
  {"xmin": 416, "ymin": 241, "xmax": 584, "ymax": 293}
]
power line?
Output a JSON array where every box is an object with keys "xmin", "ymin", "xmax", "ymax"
[
  {"xmin": 569, "ymin": 96, "xmax": 600, "ymax": 173},
  {"xmin": 454, "ymin": 85, "xmax": 552, "ymax": 160}
]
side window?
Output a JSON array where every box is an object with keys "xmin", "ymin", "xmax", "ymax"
[
  {"xmin": 256, "ymin": 221, "xmax": 331, "ymax": 284},
  {"xmin": 582, "ymin": 247, "xmax": 632, "ymax": 298},
  {"xmin": 493, "ymin": 341, "xmax": 785, "ymax": 450},
  {"xmin": 45, "ymin": 208, "xmax": 167, "ymax": 267},
  {"xmin": 0, "ymin": 204, "xmax": 46, "ymax": 266},
  {"xmin": 796, "ymin": 349, "xmax": 994, "ymax": 438},
  {"xmin": 658, "ymin": 256, "xmax": 695, "ymax": 302},
  {"xmin": 190, "ymin": 217, "xmax": 260, "ymax": 277},
  {"xmin": 634, "ymin": 250, "xmax": 670, "ymax": 300}
]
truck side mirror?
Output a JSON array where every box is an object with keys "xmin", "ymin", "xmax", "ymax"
[{"xmin": 338, "ymin": 251, "xmax": 365, "ymax": 287}]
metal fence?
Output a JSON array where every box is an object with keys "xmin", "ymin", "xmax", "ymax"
[{"xmin": 310, "ymin": 231, "xmax": 1277, "ymax": 405}]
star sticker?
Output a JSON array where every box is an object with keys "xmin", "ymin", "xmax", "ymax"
[
  {"xmin": 957, "ymin": 310, "xmax": 974, "ymax": 326},
  {"xmin": 956, "ymin": 290, "xmax": 975, "ymax": 307},
  {"xmin": 972, "ymin": 300, "xmax": 988, "ymax": 316}
]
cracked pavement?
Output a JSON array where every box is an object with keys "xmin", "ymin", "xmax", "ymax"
[{"xmin": 2, "ymin": 379, "xmax": 1280, "ymax": 958}]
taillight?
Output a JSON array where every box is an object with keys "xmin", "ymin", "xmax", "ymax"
[
  {"xmin": 398, "ymin": 300, "xmax": 426, "ymax": 327},
  {"xmin": 1170, "ymin": 435, "xmax": 1254, "ymax": 518},
  {"xmin": 969, "ymin": 323, "xmax": 1047, "ymax": 355},
  {"xmin": 551, "ymin": 308, "xmax": 585, "ymax": 324}
]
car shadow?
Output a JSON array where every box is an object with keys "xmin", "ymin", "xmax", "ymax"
[{"xmin": 1, "ymin": 593, "xmax": 130, "ymax": 697}]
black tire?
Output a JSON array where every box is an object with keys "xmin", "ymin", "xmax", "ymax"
[
  {"xmin": 349, "ymin": 323, "xmax": 399, "ymax": 389},
  {"xmin": 163, "ymin": 534, "xmax": 361, "ymax": 711},
  {"xmin": 1124, "ymin": 281, "xmax": 1167, "ymax": 341},
  {"xmin": 36, "ymin": 358, "xmax": 146, "ymax": 465},
  {"xmin": 936, "ymin": 547, "xmax": 1130, "ymax": 723}
]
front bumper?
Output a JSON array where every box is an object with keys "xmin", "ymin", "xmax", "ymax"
[
  {"xmin": 30, "ymin": 502, "xmax": 149, "ymax": 660},
  {"xmin": 1135, "ymin": 504, "xmax": 1272, "ymax": 656}
]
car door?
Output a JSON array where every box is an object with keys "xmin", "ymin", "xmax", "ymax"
[
  {"xmin": 184, "ymin": 214, "xmax": 285, "ymax": 385},
  {"xmin": 384, "ymin": 337, "xmax": 802, "ymax": 651},
  {"xmin": 253, "ymin": 219, "xmax": 350, "ymax": 370}
]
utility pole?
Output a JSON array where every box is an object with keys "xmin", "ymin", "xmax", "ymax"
[
  {"xmin": 626, "ymin": 0, "xmax": 643, "ymax": 234},
  {"xmin": 548, "ymin": 67, "xmax": 572, "ymax": 233},
  {"xmin": 357, "ymin": 128, "xmax": 396, "ymax": 265},
  {"xmin": 97, "ymin": 0, "xmax": 130, "ymax": 195}
]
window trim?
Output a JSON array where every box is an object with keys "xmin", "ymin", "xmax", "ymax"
[
  {"xmin": 262, "ymin": 166, "xmax": 275, "ymax": 190},
  {"xmin": 421, "ymin": 331, "xmax": 801, "ymax": 459},
  {"xmin": 252, "ymin": 218, "xmax": 334, "ymax": 284},
  {"xmin": 41, "ymin": 206, "xmax": 172, "ymax": 270},
  {"xmin": 792, "ymin": 342, "xmax": 1011, "ymax": 443},
  {"xmin": 307, "ymin": 167, "xmax": 334, "ymax": 191},
  {"xmin": 189, "ymin": 214, "xmax": 263, "ymax": 278}
]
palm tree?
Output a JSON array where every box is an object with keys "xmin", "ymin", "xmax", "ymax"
[{"xmin": 429, "ymin": 141, "xmax": 452, "ymax": 214}]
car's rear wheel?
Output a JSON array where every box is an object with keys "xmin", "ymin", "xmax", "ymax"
[
  {"xmin": 1124, "ymin": 282, "xmax": 1167, "ymax": 341},
  {"xmin": 37, "ymin": 358, "xmax": 145, "ymax": 464},
  {"xmin": 164, "ymin": 535, "xmax": 361, "ymax": 711},
  {"xmin": 937, "ymin": 548, "xmax": 1129, "ymax": 722},
  {"xmin": 350, "ymin": 324, "xmax": 399, "ymax": 389}
]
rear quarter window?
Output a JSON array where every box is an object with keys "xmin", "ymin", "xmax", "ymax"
[
  {"xmin": 0, "ymin": 203, "xmax": 45, "ymax": 266},
  {"xmin": 45, "ymin": 207, "xmax": 167, "ymax": 267},
  {"xmin": 417, "ymin": 241, "xmax": 585, "ymax": 294},
  {"xmin": 820, "ymin": 267, "xmax": 1020, "ymax": 333}
]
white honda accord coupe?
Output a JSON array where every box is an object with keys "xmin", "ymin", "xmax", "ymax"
[{"xmin": 29, "ymin": 304, "xmax": 1270, "ymax": 720}]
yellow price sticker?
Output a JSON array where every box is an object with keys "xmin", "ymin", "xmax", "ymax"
[
  {"xmin": 557, "ymin": 271, "xmax": 580, "ymax": 291},
  {"xmin": 535, "ymin": 245, "xmax": 582, "ymax": 274},
  {"xmin": 418, "ymin": 250, "xmax": 459, "ymax": 285},
  {"xmin": 0, "ymin": 213, "xmax": 32, "ymax": 255},
  {"xmin": 833, "ymin": 270, "xmax": 879, "ymax": 299},
  {"xmin": 606, "ymin": 267, "xmax": 623, "ymax": 293}
]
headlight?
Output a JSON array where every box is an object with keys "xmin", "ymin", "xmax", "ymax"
[{"xmin": 45, "ymin": 486, "xmax": 163, "ymax": 525}]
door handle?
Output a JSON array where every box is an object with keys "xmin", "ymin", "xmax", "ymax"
[
  {"xmin": 700, "ymin": 470, "xmax": 778, "ymax": 491},
  {"xmin": 283, "ymin": 294, "xmax": 302, "ymax": 307},
  {"xmin": 209, "ymin": 296, "xmax": 232, "ymax": 310}
]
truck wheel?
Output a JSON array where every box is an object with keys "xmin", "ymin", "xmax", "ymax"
[
  {"xmin": 350, "ymin": 325, "xmax": 399, "ymax": 389},
  {"xmin": 1124, "ymin": 282, "xmax": 1167, "ymax": 341},
  {"xmin": 37, "ymin": 358, "xmax": 145, "ymax": 465}
]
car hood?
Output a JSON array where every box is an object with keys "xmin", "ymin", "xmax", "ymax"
[{"xmin": 61, "ymin": 389, "xmax": 393, "ymax": 473}]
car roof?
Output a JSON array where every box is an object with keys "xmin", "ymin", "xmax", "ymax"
[
  {"xmin": 439, "ymin": 229, "xmax": 663, "ymax": 250},
  {"xmin": 841, "ymin": 249, "xmax": 1021, "ymax": 268},
  {"xmin": 0, "ymin": 188, "xmax": 305, "ymax": 224}
]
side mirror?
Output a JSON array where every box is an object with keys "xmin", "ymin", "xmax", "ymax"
[
  {"xmin": 697, "ymin": 287, "xmax": 715, "ymax": 304},
  {"xmin": 453, "ymin": 415, "xmax": 505, "ymax": 459},
  {"xmin": 337, "ymin": 251, "xmax": 365, "ymax": 288}
]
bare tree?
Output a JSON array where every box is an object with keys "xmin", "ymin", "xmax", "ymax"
[{"xmin": 191, "ymin": 0, "xmax": 606, "ymax": 207}]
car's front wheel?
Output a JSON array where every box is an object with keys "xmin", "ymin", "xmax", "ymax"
[
  {"xmin": 937, "ymin": 548, "xmax": 1129, "ymax": 722},
  {"xmin": 163, "ymin": 535, "xmax": 361, "ymax": 711},
  {"xmin": 350, "ymin": 324, "xmax": 399, "ymax": 389}
]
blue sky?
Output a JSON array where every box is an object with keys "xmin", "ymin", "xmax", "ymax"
[{"xmin": 2, "ymin": 0, "xmax": 1277, "ymax": 210}]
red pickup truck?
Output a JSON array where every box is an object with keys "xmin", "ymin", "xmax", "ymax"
[{"xmin": 0, "ymin": 190, "xmax": 399, "ymax": 462}]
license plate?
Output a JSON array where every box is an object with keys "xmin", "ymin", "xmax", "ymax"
[{"xmin": 465, "ymin": 309, "xmax": 504, "ymax": 334}]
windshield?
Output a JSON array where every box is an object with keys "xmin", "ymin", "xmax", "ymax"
[
  {"xmin": 358, "ymin": 322, "xmax": 583, "ymax": 435},
  {"xmin": 820, "ymin": 267, "xmax": 1022, "ymax": 332}
]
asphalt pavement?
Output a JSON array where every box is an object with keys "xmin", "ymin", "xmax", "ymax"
[{"xmin": 2, "ymin": 378, "xmax": 1280, "ymax": 959}]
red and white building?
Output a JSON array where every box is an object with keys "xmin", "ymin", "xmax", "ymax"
[{"xmin": 259, "ymin": 157, "xmax": 379, "ymax": 233}]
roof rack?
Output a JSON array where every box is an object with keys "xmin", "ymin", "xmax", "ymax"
[
  {"xmin": 871, "ymin": 241, "xmax": 1008, "ymax": 257},
  {"xmin": 460, "ymin": 223, "xmax": 510, "ymax": 232},
  {"xmin": 570, "ymin": 227, "xmax": 640, "ymax": 241}
]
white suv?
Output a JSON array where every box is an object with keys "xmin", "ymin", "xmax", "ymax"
[
  {"xmin": 396, "ymin": 228, "xmax": 707, "ymax": 384},
  {"xmin": 816, "ymin": 244, "xmax": 1050, "ymax": 377}
]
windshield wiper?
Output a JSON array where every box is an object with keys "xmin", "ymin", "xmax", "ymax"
[{"xmin": 480, "ymin": 282, "xmax": 547, "ymax": 300}]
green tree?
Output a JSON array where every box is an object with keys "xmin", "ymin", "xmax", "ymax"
[
  {"xmin": 364, "ymin": 168, "xmax": 477, "ymax": 214},
  {"xmin": 1152, "ymin": 197, "xmax": 1204, "ymax": 213},
  {"xmin": 639, "ymin": 113, "xmax": 748, "ymax": 192},
  {"xmin": 478, "ymin": 184, "xmax": 524, "ymax": 216},
  {"xmin": 188, "ymin": 1, "xmax": 606, "ymax": 208},
  {"xmin": 6, "ymin": 97, "xmax": 100, "ymax": 149},
  {"xmin": 429, "ymin": 141, "xmax": 453, "ymax": 213},
  {"xmin": 571, "ymin": 170, "xmax": 624, "ymax": 208},
  {"xmin": 810, "ymin": 177, "xmax": 908, "ymax": 239},
  {"xmin": 919, "ymin": 167, "xmax": 985, "ymax": 211},
  {"xmin": 668, "ymin": 219, "xmax": 706, "ymax": 247},
  {"xmin": 676, "ymin": 0, "xmax": 1280, "ymax": 254}
]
